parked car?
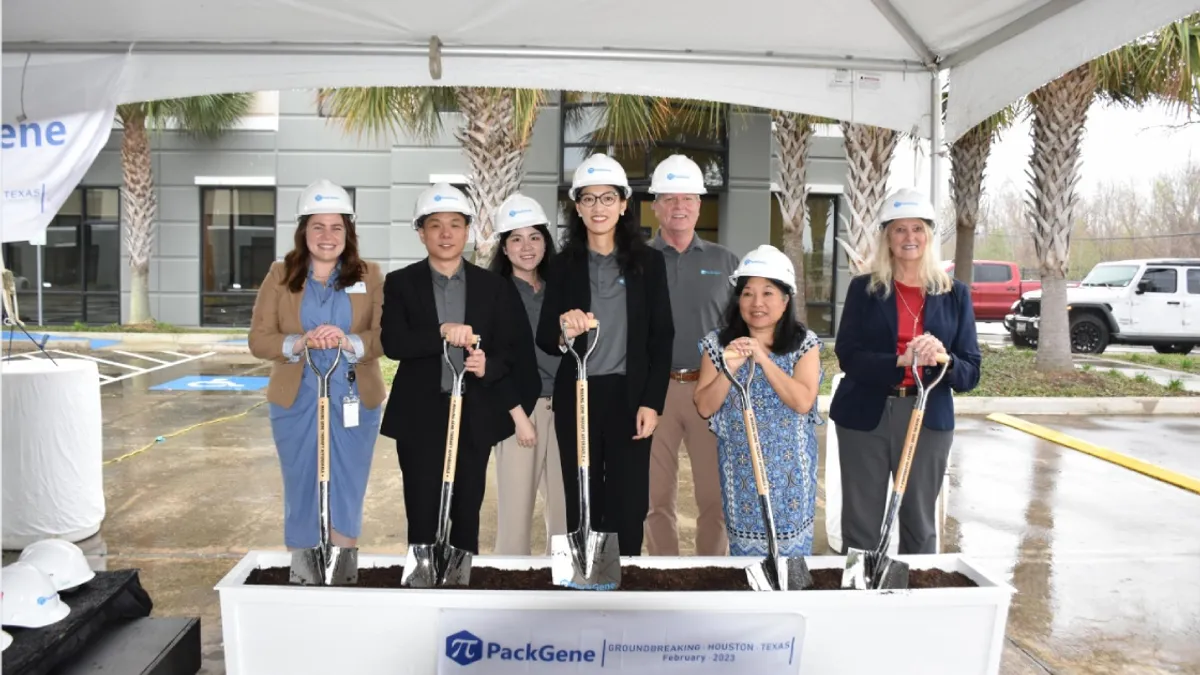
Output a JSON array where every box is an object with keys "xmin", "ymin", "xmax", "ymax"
[
  {"xmin": 1004, "ymin": 258, "xmax": 1200, "ymax": 354},
  {"xmin": 943, "ymin": 260, "xmax": 1042, "ymax": 321}
]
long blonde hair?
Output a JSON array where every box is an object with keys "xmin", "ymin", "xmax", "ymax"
[{"xmin": 865, "ymin": 219, "xmax": 953, "ymax": 297}]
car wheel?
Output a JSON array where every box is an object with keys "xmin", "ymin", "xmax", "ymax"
[{"xmin": 1070, "ymin": 314, "xmax": 1109, "ymax": 354}]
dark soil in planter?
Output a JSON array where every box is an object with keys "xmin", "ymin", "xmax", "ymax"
[{"xmin": 245, "ymin": 565, "xmax": 976, "ymax": 591}]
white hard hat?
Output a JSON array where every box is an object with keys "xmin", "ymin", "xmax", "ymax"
[
  {"xmin": 18, "ymin": 538, "xmax": 96, "ymax": 592},
  {"xmin": 2, "ymin": 629, "xmax": 11, "ymax": 651},
  {"xmin": 296, "ymin": 179, "xmax": 355, "ymax": 223},
  {"xmin": 1, "ymin": 562, "xmax": 70, "ymax": 628},
  {"xmin": 649, "ymin": 154, "xmax": 707, "ymax": 195},
  {"xmin": 569, "ymin": 153, "xmax": 633, "ymax": 201},
  {"xmin": 879, "ymin": 187, "xmax": 935, "ymax": 227},
  {"xmin": 413, "ymin": 182, "xmax": 476, "ymax": 230},
  {"xmin": 730, "ymin": 244, "xmax": 796, "ymax": 294},
  {"xmin": 495, "ymin": 193, "xmax": 550, "ymax": 235}
]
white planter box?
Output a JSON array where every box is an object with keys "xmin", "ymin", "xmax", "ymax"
[{"xmin": 216, "ymin": 552, "xmax": 1014, "ymax": 675}]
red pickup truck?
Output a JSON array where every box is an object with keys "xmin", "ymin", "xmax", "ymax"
[{"xmin": 943, "ymin": 260, "xmax": 1042, "ymax": 321}]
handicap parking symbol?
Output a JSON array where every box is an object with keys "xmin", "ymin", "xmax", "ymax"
[{"xmin": 151, "ymin": 376, "xmax": 270, "ymax": 392}]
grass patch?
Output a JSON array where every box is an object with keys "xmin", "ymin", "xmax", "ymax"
[
  {"xmin": 381, "ymin": 358, "xmax": 398, "ymax": 388},
  {"xmin": 381, "ymin": 344, "xmax": 1194, "ymax": 398},
  {"xmin": 1100, "ymin": 352, "xmax": 1199, "ymax": 374},
  {"xmin": 5, "ymin": 321, "xmax": 248, "ymax": 335}
]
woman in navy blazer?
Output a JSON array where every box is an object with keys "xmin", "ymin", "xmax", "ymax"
[{"xmin": 829, "ymin": 187, "xmax": 981, "ymax": 556}]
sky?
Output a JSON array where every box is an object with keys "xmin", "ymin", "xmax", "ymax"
[{"xmin": 887, "ymin": 99, "xmax": 1200, "ymax": 206}]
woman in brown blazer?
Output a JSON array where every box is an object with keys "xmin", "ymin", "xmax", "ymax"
[{"xmin": 249, "ymin": 179, "xmax": 385, "ymax": 552}]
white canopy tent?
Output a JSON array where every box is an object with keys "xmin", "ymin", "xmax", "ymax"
[{"xmin": 4, "ymin": 0, "xmax": 1198, "ymax": 141}]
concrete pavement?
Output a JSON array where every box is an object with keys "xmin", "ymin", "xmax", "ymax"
[{"xmin": 5, "ymin": 355, "xmax": 1199, "ymax": 674}]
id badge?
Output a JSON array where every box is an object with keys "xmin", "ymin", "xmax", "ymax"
[{"xmin": 343, "ymin": 395, "xmax": 360, "ymax": 428}]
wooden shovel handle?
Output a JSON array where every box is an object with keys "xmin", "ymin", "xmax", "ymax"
[
  {"xmin": 576, "ymin": 380, "xmax": 589, "ymax": 470},
  {"xmin": 742, "ymin": 407, "xmax": 769, "ymax": 498},
  {"xmin": 894, "ymin": 408, "xmax": 924, "ymax": 494},
  {"xmin": 442, "ymin": 394, "xmax": 463, "ymax": 481},
  {"xmin": 317, "ymin": 396, "xmax": 330, "ymax": 482}
]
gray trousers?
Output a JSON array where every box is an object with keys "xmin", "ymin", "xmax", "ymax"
[{"xmin": 835, "ymin": 396, "xmax": 953, "ymax": 555}]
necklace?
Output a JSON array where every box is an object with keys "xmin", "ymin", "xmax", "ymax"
[{"xmin": 895, "ymin": 282, "xmax": 925, "ymax": 338}]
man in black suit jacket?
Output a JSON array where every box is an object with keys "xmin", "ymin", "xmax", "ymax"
[{"xmin": 380, "ymin": 183, "xmax": 521, "ymax": 554}]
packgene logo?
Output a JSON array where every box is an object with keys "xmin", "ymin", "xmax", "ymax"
[{"xmin": 446, "ymin": 630, "xmax": 484, "ymax": 666}]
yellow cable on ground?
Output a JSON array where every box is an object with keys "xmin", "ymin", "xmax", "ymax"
[
  {"xmin": 987, "ymin": 412, "xmax": 1200, "ymax": 495},
  {"xmin": 105, "ymin": 401, "xmax": 268, "ymax": 466}
]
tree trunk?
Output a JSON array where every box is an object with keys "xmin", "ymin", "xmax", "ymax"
[
  {"xmin": 950, "ymin": 125, "xmax": 993, "ymax": 284},
  {"xmin": 841, "ymin": 122, "xmax": 899, "ymax": 267},
  {"xmin": 119, "ymin": 106, "xmax": 157, "ymax": 324},
  {"xmin": 1027, "ymin": 64, "xmax": 1094, "ymax": 372},
  {"xmin": 771, "ymin": 111, "xmax": 812, "ymax": 321},
  {"xmin": 454, "ymin": 88, "xmax": 536, "ymax": 268}
]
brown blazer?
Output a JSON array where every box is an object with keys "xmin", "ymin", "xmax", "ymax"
[{"xmin": 248, "ymin": 260, "xmax": 386, "ymax": 409}]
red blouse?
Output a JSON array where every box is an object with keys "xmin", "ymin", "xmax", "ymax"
[{"xmin": 894, "ymin": 281, "xmax": 925, "ymax": 387}]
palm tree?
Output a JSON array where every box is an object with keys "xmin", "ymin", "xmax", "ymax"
[
  {"xmin": 117, "ymin": 94, "xmax": 255, "ymax": 324},
  {"xmin": 1025, "ymin": 14, "xmax": 1200, "ymax": 371},
  {"xmin": 840, "ymin": 121, "xmax": 901, "ymax": 266},
  {"xmin": 319, "ymin": 88, "xmax": 729, "ymax": 268},
  {"xmin": 949, "ymin": 102, "xmax": 1025, "ymax": 283}
]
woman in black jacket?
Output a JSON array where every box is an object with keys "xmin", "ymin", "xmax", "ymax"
[{"xmin": 536, "ymin": 153, "xmax": 674, "ymax": 557}]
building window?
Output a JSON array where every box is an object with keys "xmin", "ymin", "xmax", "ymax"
[
  {"xmin": 2, "ymin": 187, "xmax": 121, "ymax": 325},
  {"xmin": 769, "ymin": 192, "xmax": 839, "ymax": 337},
  {"xmin": 200, "ymin": 187, "xmax": 276, "ymax": 327}
]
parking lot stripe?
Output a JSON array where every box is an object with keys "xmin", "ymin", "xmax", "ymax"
[
  {"xmin": 114, "ymin": 350, "xmax": 171, "ymax": 365},
  {"xmin": 50, "ymin": 349, "xmax": 143, "ymax": 370},
  {"xmin": 987, "ymin": 412, "xmax": 1200, "ymax": 495}
]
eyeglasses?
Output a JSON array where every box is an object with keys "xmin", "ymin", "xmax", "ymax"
[{"xmin": 577, "ymin": 192, "xmax": 620, "ymax": 207}]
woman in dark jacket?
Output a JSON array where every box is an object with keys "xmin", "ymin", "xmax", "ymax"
[
  {"xmin": 536, "ymin": 153, "xmax": 674, "ymax": 557},
  {"xmin": 829, "ymin": 187, "xmax": 981, "ymax": 556}
]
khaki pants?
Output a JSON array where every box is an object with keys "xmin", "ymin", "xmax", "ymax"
[
  {"xmin": 645, "ymin": 379, "xmax": 729, "ymax": 556},
  {"xmin": 494, "ymin": 398, "xmax": 568, "ymax": 555}
]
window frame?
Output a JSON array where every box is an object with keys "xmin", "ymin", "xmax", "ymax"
[
  {"xmin": 1137, "ymin": 267, "xmax": 1178, "ymax": 294},
  {"xmin": 198, "ymin": 186, "xmax": 278, "ymax": 327},
  {"xmin": 1, "ymin": 185, "xmax": 122, "ymax": 325}
]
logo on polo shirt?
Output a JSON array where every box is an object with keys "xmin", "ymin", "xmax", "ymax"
[{"xmin": 700, "ymin": 269, "xmax": 721, "ymax": 275}]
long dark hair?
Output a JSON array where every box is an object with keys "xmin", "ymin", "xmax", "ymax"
[
  {"xmin": 560, "ymin": 199, "xmax": 647, "ymax": 275},
  {"xmin": 283, "ymin": 214, "xmax": 366, "ymax": 292},
  {"xmin": 717, "ymin": 277, "xmax": 807, "ymax": 355},
  {"xmin": 488, "ymin": 224, "xmax": 558, "ymax": 279}
]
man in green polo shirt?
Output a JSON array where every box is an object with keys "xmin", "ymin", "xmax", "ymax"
[{"xmin": 644, "ymin": 154, "xmax": 740, "ymax": 557}]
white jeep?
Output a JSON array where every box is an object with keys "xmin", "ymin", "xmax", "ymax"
[{"xmin": 1004, "ymin": 258, "xmax": 1200, "ymax": 355}]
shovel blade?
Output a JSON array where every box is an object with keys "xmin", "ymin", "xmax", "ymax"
[
  {"xmin": 323, "ymin": 545, "xmax": 359, "ymax": 586},
  {"xmin": 872, "ymin": 557, "xmax": 909, "ymax": 590},
  {"xmin": 439, "ymin": 545, "xmax": 472, "ymax": 587},
  {"xmin": 747, "ymin": 555, "xmax": 813, "ymax": 591},
  {"xmin": 841, "ymin": 547, "xmax": 868, "ymax": 590},
  {"xmin": 289, "ymin": 548, "xmax": 325, "ymax": 586},
  {"xmin": 401, "ymin": 544, "xmax": 438, "ymax": 588},
  {"xmin": 550, "ymin": 530, "xmax": 621, "ymax": 590}
]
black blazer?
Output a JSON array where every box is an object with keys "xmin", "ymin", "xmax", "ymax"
[
  {"xmin": 503, "ymin": 276, "xmax": 543, "ymax": 417},
  {"xmin": 536, "ymin": 246, "xmax": 674, "ymax": 415},
  {"xmin": 829, "ymin": 274, "xmax": 981, "ymax": 432},
  {"xmin": 379, "ymin": 258, "xmax": 522, "ymax": 447}
]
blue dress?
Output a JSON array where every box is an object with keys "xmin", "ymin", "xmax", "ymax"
[
  {"xmin": 268, "ymin": 266, "xmax": 382, "ymax": 548},
  {"xmin": 699, "ymin": 329, "xmax": 824, "ymax": 557}
]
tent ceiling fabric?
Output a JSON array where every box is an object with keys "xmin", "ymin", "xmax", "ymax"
[{"xmin": 2, "ymin": 0, "xmax": 1197, "ymax": 141}]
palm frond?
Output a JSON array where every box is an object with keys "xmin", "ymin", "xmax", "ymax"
[
  {"xmin": 146, "ymin": 94, "xmax": 256, "ymax": 139},
  {"xmin": 1093, "ymin": 13, "xmax": 1200, "ymax": 113},
  {"xmin": 318, "ymin": 86, "xmax": 458, "ymax": 143}
]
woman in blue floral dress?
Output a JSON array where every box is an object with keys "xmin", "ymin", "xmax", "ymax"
[{"xmin": 694, "ymin": 245, "xmax": 824, "ymax": 557}]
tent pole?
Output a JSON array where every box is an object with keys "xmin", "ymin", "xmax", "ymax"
[{"xmin": 929, "ymin": 70, "xmax": 943, "ymax": 217}]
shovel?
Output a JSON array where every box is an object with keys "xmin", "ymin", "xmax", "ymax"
[
  {"xmin": 841, "ymin": 352, "xmax": 950, "ymax": 590},
  {"xmin": 290, "ymin": 340, "xmax": 359, "ymax": 586},
  {"xmin": 717, "ymin": 347, "xmax": 813, "ymax": 591},
  {"xmin": 402, "ymin": 335, "xmax": 480, "ymax": 588},
  {"xmin": 550, "ymin": 318, "xmax": 620, "ymax": 591}
]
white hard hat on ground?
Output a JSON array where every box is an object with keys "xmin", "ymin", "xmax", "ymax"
[
  {"xmin": 18, "ymin": 538, "xmax": 96, "ymax": 592},
  {"xmin": 413, "ymin": 182, "xmax": 476, "ymax": 230},
  {"xmin": 1, "ymin": 562, "xmax": 70, "ymax": 629},
  {"xmin": 296, "ymin": 179, "xmax": 355, "ymax": 223},
  {"xmin": 649, "ymin": 154, "xmax": 707, "ymax": 195},
  {"xmin": 569, "ymin": 154, "xmax": 633, "ymax": 201},
  {"xmin": 730, "ymin": 244, "xmax": 797, "ymax": 295},
  {"xmin": 495, "ymin": 193, "xmax": 550, "ymax": 234},
  {"xmin": 879, "ymin": 187, "xmax": 936, "ymax": 227}
]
